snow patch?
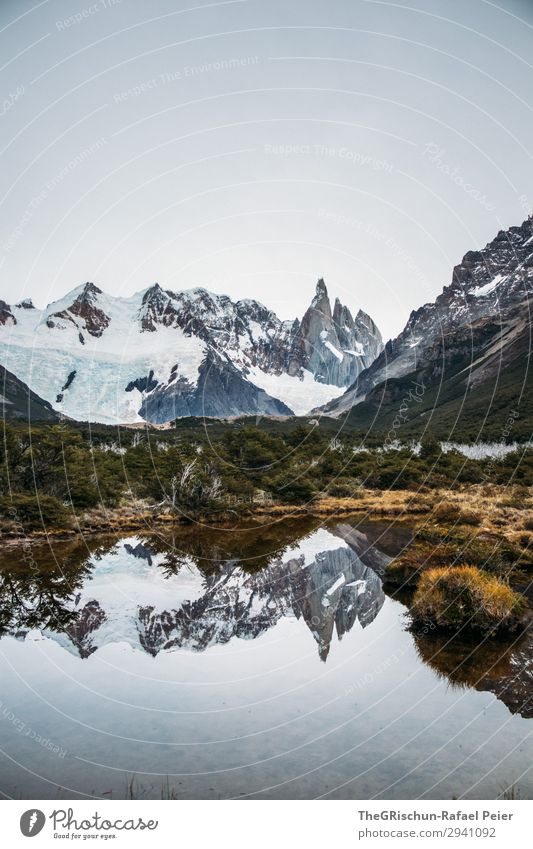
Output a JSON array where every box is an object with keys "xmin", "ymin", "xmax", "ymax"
[
  {"xmin": 246, "ymin": 366, "xmax": 345, "ymax": 416},
  {"xmin": 323, "ymin": 340, "xmax": 343, "ymax": 362},
  {"xmin": 0, "ymin": 298, "xmax": 207, "ymax": 423},
  {"xmin": 472, "ymin": 274, "xmax": 505, "ymax": 298},
  {"xmin": 345, "ymin": 579, "xmax": 367, "ymax": 596},
  {"xmin": 326, "ymin": 576, "xmax": 346, "ymax": 596}
]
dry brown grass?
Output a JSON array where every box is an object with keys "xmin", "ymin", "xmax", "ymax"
[
  {"xmin": 2, "ymin": 484, "xmax": 532, "ymax": 546},
  {"xmin": 253, "ymin": 485, "xmax": 532, "ymax": 537},
  {"xmin": 410, "ymin": 565, "xmax": 526, "ymax": 634}
]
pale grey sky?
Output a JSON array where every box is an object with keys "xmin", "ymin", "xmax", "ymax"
[{"xmin": 1, "ymin": 0, "xmax": 532, "ymax": 339}]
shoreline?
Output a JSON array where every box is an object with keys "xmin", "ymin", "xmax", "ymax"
[{"xmin": 1, "ymin": 485, "xmax": 531, "ymax": 546}]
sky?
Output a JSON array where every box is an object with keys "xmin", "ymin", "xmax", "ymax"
[{"xmin": 0, "ymin": 0, "xmax": 532, "ymax": 340}]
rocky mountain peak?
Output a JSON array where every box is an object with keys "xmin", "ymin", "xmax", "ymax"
[
  {"xmin": 320, "ymin": 215, "xmax": 533, "ymax": 416},
  {"xmin": 140, "ymin": 284, "xmax": 178, "ymax": 331},
  {"xmin": 333, "ymin": 297, "xmax": 354, "ymax": 329},
  {"xmin": 46, "ymin": 281, "xmax": 110, "ymax": 339},
  {"xmin": 288, "ymin": 278, "xmax": 383, "ymax": 387},
  {"xmin": 310, "ymin": 278, "xmax": 332, "ymax": 316},
  {"xmin": 451, "ymin": 216, "xmax": 533, "ymax": 295},
  {"xmin": 80, "ymin": 281, "xmax": 102, "ymax": 299},
  {"xmin": 141, "ymin": 282, "xmax": 164, "ymax": 300},
  {"xmin": 0, "ymin": 276, "xmax": 383, "ymax": 423}
]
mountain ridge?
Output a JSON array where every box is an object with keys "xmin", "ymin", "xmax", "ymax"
[
  {"xmin": 318, "ymin": 215, "xmax": 533, "ymax": 428},
  {"xmin": 0, "ymin": 279, "xmax": 383, "ymax": 423}
]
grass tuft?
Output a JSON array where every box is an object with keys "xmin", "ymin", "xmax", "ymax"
[{"xmin": 410, "ymin": 565, "xmax": 526, "ymax": 634}]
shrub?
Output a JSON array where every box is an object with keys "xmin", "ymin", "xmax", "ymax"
[
  {"xmin": 457, "ymin": 508, "xmax": 482, "ymax": 526},
  {"xmin": 268, "ymin": 475, "xmax": 316, "ymax": 505},
  {"xmin": 432, "ymin": 503, "xmax": 481, "ymax": 526},
  {"xmin": 419, "ymin": 438, "xmax": 441, "ymax": 460},
  {"xmin": 498, "ymin": 487, "xmax": 531, "ymax": 509},
  {"xmin": 432, "ymin": 502, "xmax": 462, "ymax": 522},
  {"xmin": 384, "ymin": 539, "xmax": 452, "ymax": 587},
  {"xmin": 0, "ymin": 493, "xmax": 72, "ymax": 531},
  {"xmin": 410, "ymin": 565, "xmax": 526, "ymax": 634},
  {"xmin": 326, "ymin": 479, "xmax": 362, "ymax": 498},
  {"xmin": 517, "ymin": 531, "xmax": 533, "ymax": 548}
]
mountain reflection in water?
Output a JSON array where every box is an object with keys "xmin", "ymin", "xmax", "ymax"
[
  {"xmin": 0, "ymin": 517, "xmax": 531, "ymax": 802},
  {"xmin": 0, "ymin": 520, "xmax": 397, "ymax": 662},
  {"xmin": 0, "ymin": 517, "xmax": 530, "ymax": 720}
]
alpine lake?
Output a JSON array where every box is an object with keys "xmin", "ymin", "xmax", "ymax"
[{"xmin": 0, "ymin": 515, "xmax": 531, "ymax": 800}]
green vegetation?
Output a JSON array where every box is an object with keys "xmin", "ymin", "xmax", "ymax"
[
  {"xmin": 0, "ymin": 492, "xmax": 72, "ymax": 530},
  {"xmin": 410, "ymin": 565, "xmax": 526, "ymax": 634},
  {"xmin": 1, "ymin": 418, "xmax": 533, "ymax": 533},
  {"xmin": 345, "ymin": 347, "xmax": 533, "ymax": 442}
]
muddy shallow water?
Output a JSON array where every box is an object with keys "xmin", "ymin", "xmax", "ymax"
[{"xmin": 0, "ymin": 516, "xmax": 530, "ymax": 799}]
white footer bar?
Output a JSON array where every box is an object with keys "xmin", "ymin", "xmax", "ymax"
[{"xmin": 2, "ymin": 799, "xmax": 531, "ymax": 848}]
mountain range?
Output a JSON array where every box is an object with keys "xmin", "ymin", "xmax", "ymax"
[
  {"xmin": 1, "ymin": 215, "xmax": 532, "ymax": 429},
  {"xmin": 0, "ymin": 279, "xmax": 382, "ymax": 423}
]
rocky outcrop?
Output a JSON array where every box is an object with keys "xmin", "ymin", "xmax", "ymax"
[
  {"xmin": 139, "ymin": 285, "xmax": 307, "ymax": 378},
  {"xmin": 46, "ymin": 282, "xmax": 110, "ymax": 338},
  {"xmin": 0, "ymin": 300, "xmax": 16, "ymax": 327},
  {"xmin": 139, "ymin": 284, "xmax": 180, "ymax": 331},
  {"xmin": 140, "ymin": 350, "xmax": 293, "ymax": 422}
]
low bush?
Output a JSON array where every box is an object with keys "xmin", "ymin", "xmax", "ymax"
[
  {"xmin": 432, "ymin": 503, "xmax": 462, "ymax": 522},
  {"xmin": 431, "ymin": 503, "xmax": 482, "ymax": 526},
  {"xmin": 269, "ymin": 476, "xmax": 316, "ymax": 505},
  {"xmin": 410, "ymin": 565, "xmax": 526, "ymax": 634},
  {"xmin": 0, "ymin": 493, "xmax": 72, "ymax": 531},
  {"xmin": 457, "ymin": 508, "xmax": 482, "ymax": 526},
  {"xmin": 326, "ymin": 479, "xmax": 362, "ymax": 498}
]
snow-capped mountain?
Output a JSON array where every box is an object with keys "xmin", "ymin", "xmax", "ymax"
[
  {"xmin": 320, "ymin": 216, "xmax": 533, "ymax": 416},
  {"xmin": 0, "ymin": 279, "xmax": 382, "ymax": 423}
]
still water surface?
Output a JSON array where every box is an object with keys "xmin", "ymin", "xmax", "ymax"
[{"xmin": 0, "ymin": 517, "xmax": 530, "ymax": 799}]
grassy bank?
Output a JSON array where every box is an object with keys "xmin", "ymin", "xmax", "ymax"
[{"xmin": 2, "ymin": 483, "xmax": 532, "ymax": 546}]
